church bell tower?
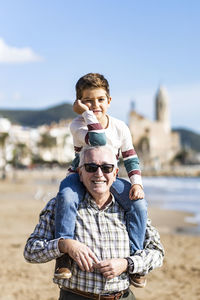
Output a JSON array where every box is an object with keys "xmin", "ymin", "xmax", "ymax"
[{"xmin": 155, "ymin": 86, "xmax": 170, "ymax": 133}]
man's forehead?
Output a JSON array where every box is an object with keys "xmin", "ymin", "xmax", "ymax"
[{"xmin": 84, "ymin": 148, "xmax": 113, "ymax": 163}]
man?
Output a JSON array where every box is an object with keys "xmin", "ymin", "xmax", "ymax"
[{"xmin": 24, "ymin": 145, "xmax": 164, "ymax": 300}]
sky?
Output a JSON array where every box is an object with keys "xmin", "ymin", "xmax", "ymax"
[{"xmin": 0, "ymin": 0, "xmax": 200, "ymax": 133}]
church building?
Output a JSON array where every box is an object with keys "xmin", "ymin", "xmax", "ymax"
[{"xmin": 129, "ymin": 86, "xmax": 180, "ymax": 169}]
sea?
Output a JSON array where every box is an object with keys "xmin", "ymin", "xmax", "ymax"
[{"xmin": 142, "ymin": 176, "xmax": 200, "ymax": 229}]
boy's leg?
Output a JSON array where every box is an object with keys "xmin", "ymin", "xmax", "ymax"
[
  {"xmin": 54, "ymin": 253, "xmax": 72, "ymax": 279},
  {"xmin": 55, "ymin": 173, "xmax": 85, "ymax": 239},
  {"xmin": 55, "ymin": 173, "xmax": 85, "ymax": 279},
  {"xmin": 111, "ymin": 178, "xmax": 147, "ymax": 253},
  {"xmin": 111, "ymin": 178, "xmax": 147, "ymax": 288}
]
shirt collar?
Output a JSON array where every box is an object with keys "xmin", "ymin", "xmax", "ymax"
[{"xmin": 85, "ymin": 192, "xmax": 115, "ymax": 211}]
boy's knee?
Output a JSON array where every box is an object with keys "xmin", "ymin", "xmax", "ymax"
[
  {"xmin": 59, "ymin": 177, "xmax": 69, "ymax": 191},
  {"xmin": 59, "ymin": 173, "xmax": 80, "ymax": 191},
  {"xmin": 112, "ymin": 178, "xmax": 131, "ymax": 194},
  {"xmin": 132, "ymin": 198, "xmax": 147, "ymax": 212},
  {"xmin": 57, "ymin": 188, "xmax": 74, "ymax": 205}
]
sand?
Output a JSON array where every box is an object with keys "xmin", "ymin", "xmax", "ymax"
[{"xmin": 1, "ymin": 169, "xmax": 200, "ymax": 300}]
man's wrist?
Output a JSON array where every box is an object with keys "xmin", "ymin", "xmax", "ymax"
[
  {"xmin": 58, "ymin": 238, "xmax": 68, "ymax": 253},
  {"xmin": 125, "ymin": 257, "xmax": 134, "ymax": 273}
]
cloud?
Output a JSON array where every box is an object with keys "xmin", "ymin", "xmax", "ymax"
[{"xmin": 0, "ymin": 38, "xmax": 43, "ymax": 63}]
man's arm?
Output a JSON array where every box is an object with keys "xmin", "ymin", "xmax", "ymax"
[
  {"xmin": 23, "ymin": 198, "xmax": 61, "ymax": 263},
  {"xmin": 58, "ymin": 238, "xmax": 99, "ymax": 272},
  {"xmin": 24, "ymin": 198, "xmax": 164, "ymax": 277},
  {"xmin": 128, "ymin": 219, "xmax": 165, "ymax": 275},
  {"xmin": 24, "ymin": 198, "xmax": 99, "ymax": 269},
  {"xmin": 94, "ymin": 219, "xmax": 164, "ymax": 279},
  {"xmin": 93, "ymin": 258, "xmax": 128, "ymax": 279}
]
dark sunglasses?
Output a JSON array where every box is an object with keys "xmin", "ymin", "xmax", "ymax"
[{"xmin": 83, "ymin": 163, "xmax": 114, "ymax": 173}]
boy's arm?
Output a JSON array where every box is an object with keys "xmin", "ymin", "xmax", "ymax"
[
  {"xmin": 69, "ymin": 110, "xmax": 107, "ymax": 172},
  {"xmin": 120, "ymin": 123, "xmax": 143, "ymax": 187},
  {"xmin": 23, "ymin": 198, "xmax": 61, "ymax": 264},
  {"xmin": 70, "ymin": 110, "xmax": 106, "ymax": 147},
  {"xmin": 82, "ymin": 110, "xmax": 107, "ymax": 146},
  {"xmin": 129, "ymin": 184, "xmax": 144, "ymax": 200}
]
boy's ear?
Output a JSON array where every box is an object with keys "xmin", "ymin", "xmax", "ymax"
[{"xmin": 107, "ymin": 97, "xmax": 112, "ymax": 105}]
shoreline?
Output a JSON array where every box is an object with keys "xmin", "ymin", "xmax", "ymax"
[{"xmin": 148, "ymin": 206, "xmax": 200, "ymax": 236}]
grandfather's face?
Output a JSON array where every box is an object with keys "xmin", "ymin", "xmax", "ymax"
[{"xmin": 79, "ymin": 148, "xmax": 118, "ymax": 200}]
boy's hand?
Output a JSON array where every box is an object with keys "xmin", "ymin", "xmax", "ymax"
[
  {"xmin": 73, "ymin": 99, "xmax": 89, "ymax": 114},
  {"xmin": 129, "ymin": 184, "xmax": 144, "ymax": 200}
]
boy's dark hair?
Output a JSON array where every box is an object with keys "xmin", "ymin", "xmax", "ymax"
[{"xmin": 75, "ymin": 73, "xmax": 110, "ymax": 99}]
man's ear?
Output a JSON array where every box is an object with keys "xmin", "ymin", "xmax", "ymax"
[
  {"xmin": 113, "ymin": 167, "xmax": 119, "ymax": 181},
  {"xmin": 78, "ymin": 167, "xmax": 83, "ymax": 182}
]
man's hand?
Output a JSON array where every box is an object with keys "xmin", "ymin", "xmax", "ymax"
[
  {"xmin": 129, "ymin": 184, "xmax": 144, "ymax": 200},
  {"xmin": 93, "ymin": 258, "xmax": 128, "ymax": 279},
  {"xmin": 73, "ymin": 99, "xmax": 89, "ymax": 114},
  {"xmin": 58, "ymin": 239, "xmax": 99, "ymax": 272}
]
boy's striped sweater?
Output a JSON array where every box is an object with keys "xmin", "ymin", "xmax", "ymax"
[{"xmin": 70, "ymin": 110, "xmax": 142, "ymax": 186}]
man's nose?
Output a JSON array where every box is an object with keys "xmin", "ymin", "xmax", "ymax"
[{"xmin": 94, "ymin": 165, "xmax": 103, "ymax": 175}]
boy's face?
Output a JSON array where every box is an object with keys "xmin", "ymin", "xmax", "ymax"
[{"xmin": 81, "ymin": 88, "xmax": 111, "ymax": 122}]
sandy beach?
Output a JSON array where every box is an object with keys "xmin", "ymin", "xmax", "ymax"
[{"xmin": 1, "ymin": 169, "xmax": 200, "ymax": 300}]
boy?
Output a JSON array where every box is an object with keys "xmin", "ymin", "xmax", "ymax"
[{"xmin": 55, "ymin": 73, "xmax": 147, "ymax": 288}]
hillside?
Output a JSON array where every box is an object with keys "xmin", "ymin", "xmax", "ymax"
[
  {"xmin": 173, "ymin": 128, "xmax": 200, "ymax": 152},
  {"xmin": 0, "ymin": 103, "xmax": 76, "ymax": 127}
]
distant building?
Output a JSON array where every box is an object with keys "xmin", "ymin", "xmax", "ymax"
[
  {"xmin": 37, "ymin": 120, "xmax": 74, "ymax": 163},
  {"xmin": 0, "ymin": 117, "xmax": 11, "ymax": 174},
  {"xmin": 129, "ymin": 86, "xmax": 180, "ymax": 169},
  {"xmin": 0, "ymin": 117, "xmax": 74, "ymax": 169}
]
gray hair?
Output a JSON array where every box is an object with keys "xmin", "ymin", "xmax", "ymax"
[{"xmin": 79, "ymin": 145, "xmax": 118, "ymax": 168}]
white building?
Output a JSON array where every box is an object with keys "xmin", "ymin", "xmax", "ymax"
[{"xmin": 0, "ymin": 117, "xmax": 74, "ymax": 168}]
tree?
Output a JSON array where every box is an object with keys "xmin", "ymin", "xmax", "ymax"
[
  {"xmin": 12, "ymin": 143, "xmax": 30, "ymax": 168},
  {"xmin": 38, "ymin": 133, "xmax": 57, "ymax": 148}
]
